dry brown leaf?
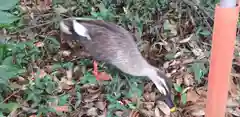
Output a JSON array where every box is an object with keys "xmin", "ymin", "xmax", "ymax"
[
  {"xmin": 59, "ymin": 50, "xmax": 71, "ymax": 57},
  {"xmin": 183, "ymin": 104, "xmax": 205, "ymax": 117},
  {"xmin": 227, "ymin": 98, "xmax": 239, "ymax": 108},
  {"xmin": 83, "ymin": 102, "xmax": 94, "ymax": 108},
  {"xmin": 175, "ymin": 77, "xmax": 183, "ymax": 85},
  {"xmin": 84, "ymin": 91, "xmax": 101, "ymax": 102},
  {"xmin": 227, "ymin": 107, "xmax": 240, "ymax": 116},
  {"xmin": 87, "ymin": 107, "xmax": 98, "ymax": 116},
  {"xmin": 129, "ymin": 110, "xmax": 140, "ymax": 117},
  {"xmin": 163, "ymin": 62, "xmax": 170, "ymax": 69},
  {"xmin": 144, "ymin": 83, "xmax": 154, "ymax": 92},
  {"xmin": 186, "ymin": 89, "xmax": 199, "ymax": 103},
  {"xmin": 34, "ymin": 41, "xmax": 44, "ymax": 47},
  {"xmin": 156, "ymin": 101, "xmax": 171, "ymax": 116},
  {"xmin": 155, "ymin": 107, "xmax": 163, "ymax": 117},
  {"xmin": 53, "ymin": 4, "xmax": 68, "ymax": 14},
  {"xmin": 53, "ymin": 106, "xmax": 69, "ymax": 112},
  {"xmin": 59, "ymin": 78, "xmax": 74, "ymax": 90},
  {"xmin": 143, "ymin": 92, "xmax": 151, "ymax": 101},
  {"xmin": 115, "ymin": 111, "xmax": 124, "ymax": 117},
  {"xmin": 183, "ymin": 73, "xmax": 194, "ymax": 86},
  {"xmin": 143, "ymin": 102, "xmax": 155, "ymax": 110},
  {"xmin": 95, "ymin": 101, "xmax": 106, "ymax": 111},
  {"xmin": 191, "ymin": 109, "xmax": 205, "ymax": 116},
  {"xmin": 66, "ymin": 69, "xmax": 73, "ymax": 80},
  {"xmin": 179, "ymin": 34, "xmax": 193, "ymax": 43},
  {"xmin": 97, "ymin": 71, "xmax": 112, "ymax": 81},
  {"xmin": 87, "ymin": 87, "xmax": 101, "ymax": 93},
  {"xmin": 229, "ymin": 77, "xmax": 238, "ymax": 98},
  {"xmin": 140, "ymin": 109, "xmax": 154, "ymax": 116}
]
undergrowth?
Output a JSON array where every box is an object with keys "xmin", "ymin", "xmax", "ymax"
[{"xmin": 0, "ymin": 0, "xmax": 221, "ymax": 117}]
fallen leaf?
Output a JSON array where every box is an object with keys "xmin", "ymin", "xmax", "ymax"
[
  {"xmin": 154, "ymin": 107, "xmax": 162, "ymax": 117},
  {"xmin": 179, "ymin": 34, "xmax": 194, "ymax": 43},
  {"xmin": 53, "ymin": 106, "xmax": 69, "ymax": 112},
  {"xmin": 95, "ymin": 101, "xmax": 106, "ymax": 110},
  {"xmin": 87, "ymin": 86, "xmax": 101, "ymax": 93},
  {"xmin": 143, "ymin": 102, "xmax": 155, "ymax": 110},
  {"xmin": 97, "ymin": 72, "xmax": 112, "ymax": 81},
  {"xmin": 115, "ymin": 111, "xmax": 124, "ymax": 116},
  {"xmin": 87, "ymin": 107, "xmax": 98, "ymax": 116},
  {"xmin": 156, "ymin": 101, "xmax": 171, "ymax": 116},
  {"xmin": 227, "ymin": 107, "xmax": 240, "ymax": 116},
  {"xmin": 66, "ymin": 68, "xmax": 73, "ymax": 80},
  {"xmin": 227, "ymin": 98, "xmax": 239, "ymax": 107},
  {"xmin": 229, "ymin": 77, "xmax": 238, "ymax": 98},
  {"xmin": 140, "ymin": 109, "xmax": 154, "ymax": 116},
  {"xmin": 163, "ymin": 20, "xmax": 177, "ymax": 36},
  {"xmin": 34, "ymin": 41, "xmax": 44, "ymax": 47},
  {"xmin": 183, "ymin": 73, "xmax": 194, "ymax": 86},
  {"xmin": 191, "ymin": 109, "xmax": 205, "ymax": 116},
  {"xmin": 53, "ymin": 4, "xmax": 68, "ymax": 14},
  {"xmin": 59, "ymin": 50, "xmax": 71, "ymax": 57},
  {"xmin": 129, "ymin": 110, "xmax": 140, "ymax": 117},
  {"xmin": 58, "ymin": 78, "xmax": 74, "ymax": 90},
  {"xmin": 186, "ymin": 89, "xmax": 199, "ymax": 103},
  {"xmin": 144, "ymin": 83, "xmax": 154, "ymax": 92},
  {"xmin": 84, "ymin": 91, "xmax": 101, "ymax": 102}
]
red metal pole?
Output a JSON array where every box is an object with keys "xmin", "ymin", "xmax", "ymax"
[{"xmin": 205, "ymin": 0, "xmax": 239, "ymax": 117}]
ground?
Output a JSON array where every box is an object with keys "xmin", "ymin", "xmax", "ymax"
[{"xmin": 0, "ymin": 0, "xmax": 239, "ymax": 117}]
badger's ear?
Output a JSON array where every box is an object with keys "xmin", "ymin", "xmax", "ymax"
[
  {"xmin": 72, "ymin": 20, "xmax": 91, "ymax": 40},
  {"xmin": 59, "ymin": 20, "xmax": 72, "ymax": 34}
]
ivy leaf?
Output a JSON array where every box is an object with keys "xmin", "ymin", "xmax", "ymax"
[
  {"xmin": 0, "ymin": 0, "xmax": 19, "ymax": 10},
  {"xmin": 199, "ymin": 30, "xmax": 211, "ymax": 37},
  {"xmin": 58, "ymin": 94, "xmax": 69, "ymax": 106},
  {"xmin": 181, "ymin": 93, "xmax": 187, "ymax": 105},
  {"xmin": 190, "ymin": 63, "xmax": 206, "ymax": 84},
  {"xmin": 173, "ymin": 84, "xmax": 182, "ymax": 93},
  {"xmin": 0, "ymin": 65, "xmax": 25, "ymax": 82},
  {"xmin": 0, "ymin": 11, "xmax": 18, "ymax": 24},
  {"xmin": 80, "ymin": 72, "xmax": 97, "ymax": 84},
  {"xmin": 74, "ymin": 92, "xmax": 81, "ymax": 108},
  {"xmin": 0, "ymin": 102, "xmax": 20, "ymax": 113}
]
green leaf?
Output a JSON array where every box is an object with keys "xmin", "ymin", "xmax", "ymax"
[
  {"xmin": 0, "ymin": 65, "xmax": 25, "ymax": 82},
  {"xmin": 0, "ymin": 0, "xmax": 19, "ymax": 10},
  {"xmin": 74, "ymin": 92, "xmax": 81, "ymax": 108},
  {"xmin": 0, "ymin": 102, "xmax": 20, "ymax": 112},
  {"xmin": 0, "ymin": 112, "xmax": 5, "ymax": 117},
  {"xmin": 46, "ymin": 82, "xmax": 56, "ymax": 94},
  {"xmin": 1, "ymin": 56, "xmax": 14, "ymax": 66},
  {"xmin": 35, "ymin": 78, "xmax": 45, "ymax": 89},
  {"xmin": 190, "ymin": 63, "xmax": 206, "ymax": 84},
  {"xmin": 58, "ymin": 94, "xmax": 69, "ymax": 106},
  {"xmin": 80, "ymin": 72, "xmax": 97, "ymax": 84},
  {"xmin": 108, "ymin": 102, "xmax": 127, "ymax": 110},
  {"xmin": 199, "ymin": 30, "xmax": 211, "ymax": 36},
  {"xmin": 127, "ymin": 103, "xmax": 137, "ymax": 109},
  {"xmin": 126, "ymin": 83, "xmax": 143, "ymax": 98},
  {"xmin": 0, "ymin": 44, "xmax": 8, "ymax": 63},
  {"xmin": 173, "ymin": 84, "xmax": 182, "ymax": 93},
  {"xmin": 164, "ymin": 53, "xmax": 175, "ymax": 60},
  {"xmin": 0, "ymin": 11, "xmax": 18, "ymax": 24},
  {"xmin": 196, "ymin": 27, "xmax": 211, "ymax": 37},
  {"xmin": 181, "ymin": 93, "xmax": 187, "ymax": 105}
]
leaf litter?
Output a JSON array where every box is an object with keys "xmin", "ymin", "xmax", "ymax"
[{"xmin": 0, "ymin": 0, "xmax": 240, "ymax": 117}]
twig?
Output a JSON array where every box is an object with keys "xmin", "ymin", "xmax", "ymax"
[
  {"xmin": 231, "ymin": 73, "xmax": 240, "ymax": 78},
  {"xmin": 11, "ymin": 20, "xmax": 56, "ymax": 34},
  {"xmin": 1, "ymin": 89, "xmax": 21, "ymax": 103}
]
